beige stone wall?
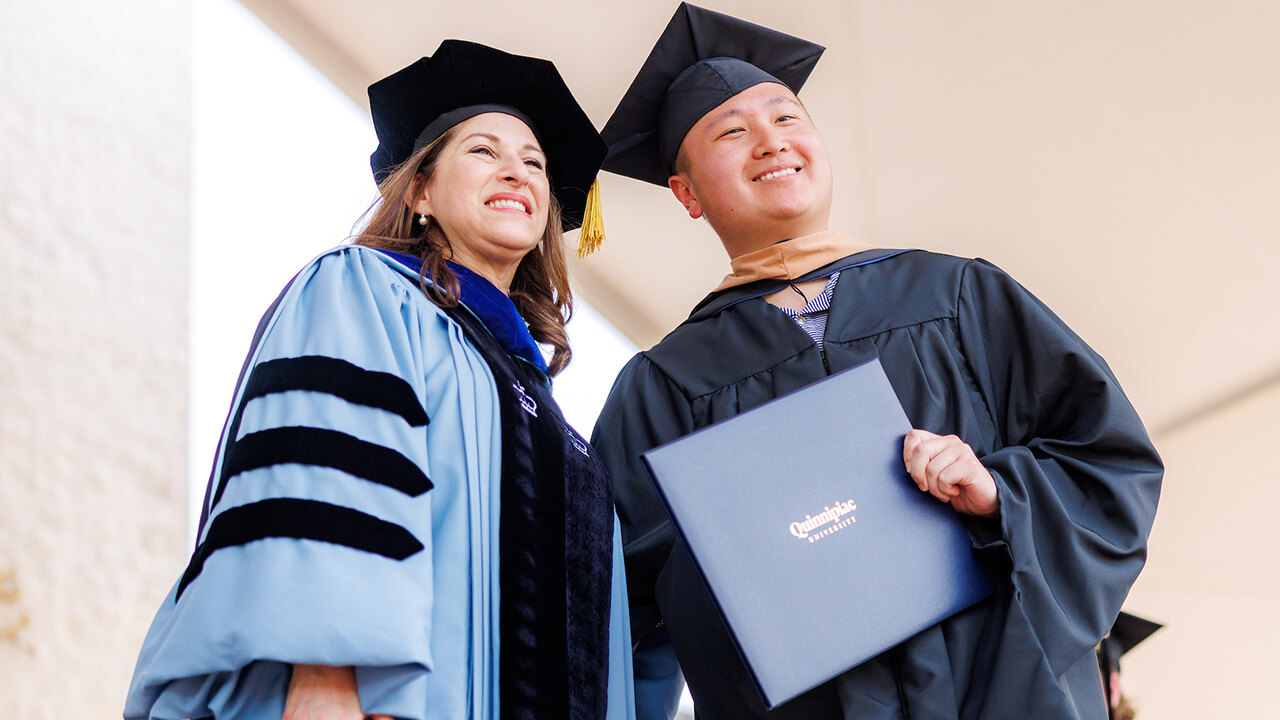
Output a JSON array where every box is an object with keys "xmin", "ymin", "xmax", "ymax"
[
  {"xmin": 0, "ymin": 0, "xmax": 191, "ymax": 717},
  {"xmin": 1124, "ymin": 381, "xmax": 1280, "ymax": 718}
]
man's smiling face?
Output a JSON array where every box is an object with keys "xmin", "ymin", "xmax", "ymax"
[{"xmin": 668, "ymin": 82, "xmax": 833, "ymax": 252}]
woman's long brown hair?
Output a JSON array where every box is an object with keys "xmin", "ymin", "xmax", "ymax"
[{"xmin": 353, "ymin": 127, "xmax": 575, "ymax": 375}]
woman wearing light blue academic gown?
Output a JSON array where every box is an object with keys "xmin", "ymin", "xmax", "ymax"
[{"xmin": 124, "ymin": 40, "xmax": 634, "ymax": 720}]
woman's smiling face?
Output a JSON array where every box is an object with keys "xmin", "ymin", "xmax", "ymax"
[{"xmin": 415, "ymin": 112, "xmax": 550, "ymax": 284}]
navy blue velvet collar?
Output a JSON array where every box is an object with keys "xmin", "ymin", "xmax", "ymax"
[{"xmin": 373, "ymin": 248, "xmax": 548, "ymax": 374}]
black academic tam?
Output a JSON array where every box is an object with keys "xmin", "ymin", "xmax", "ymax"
[{"xmin": 367, "ymin": 40, "xmax": 605, "ymax": 231}]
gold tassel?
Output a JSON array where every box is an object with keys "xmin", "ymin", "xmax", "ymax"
[{"xmin": 576, "ymin": 178, "xmax": 605, "ymax": 258}]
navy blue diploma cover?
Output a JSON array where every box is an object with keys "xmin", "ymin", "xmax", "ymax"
[{"xmin": 641, "ymin": 359, "xmax": 993, "ymax": 709}]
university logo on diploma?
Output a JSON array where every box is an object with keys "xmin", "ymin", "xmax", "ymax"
[{"xmin": 642, "ymin": 359, "xmax": 993, "ymax": 709}]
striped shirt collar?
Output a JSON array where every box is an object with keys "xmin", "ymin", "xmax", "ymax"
[{"xmin": 777, "ymin": 271, "xmax": 840, "ymax": 318}]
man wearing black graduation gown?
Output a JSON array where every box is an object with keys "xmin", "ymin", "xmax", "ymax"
[{"xmin": 590, "ymin": 4, "xmax": 1163, "ymax": 720}]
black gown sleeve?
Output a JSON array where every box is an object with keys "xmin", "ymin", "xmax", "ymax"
[
  {"xmin": 591, "ymin": 352, "xmax": 696, "ymax": 643},
  {"xmin": 956, "ymin": 258, "xmax": 1163, "ymax": 677}
]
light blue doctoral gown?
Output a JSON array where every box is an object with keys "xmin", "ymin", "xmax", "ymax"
[{"xmin": 124, "ymin": 245, "xmax": 635, "ymax": 720}]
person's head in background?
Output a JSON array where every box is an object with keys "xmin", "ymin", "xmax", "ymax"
[{"xmin": 1097, "ymin": 612, "xmax": 1163, "ymax": 720}]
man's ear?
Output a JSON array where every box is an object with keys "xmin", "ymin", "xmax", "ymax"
[{"xmin": 668, "ymin": 173, "xmax": 703, "ymax": 220}]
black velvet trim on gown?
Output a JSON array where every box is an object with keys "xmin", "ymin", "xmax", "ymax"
[{"xmin": 444, "ymin": 304, "xmax": 613, "ymax": 720}]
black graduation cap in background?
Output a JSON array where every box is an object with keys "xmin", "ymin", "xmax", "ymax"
[
  {"xmin": 1097, "ymin": 612, "xmax": 1162, "ymax": 712},
  {"xmin": 1098, "ymin": 611, "xmax": 1163, "ymax": 672},
  {"xmin": 368, "ymin": 40, "xmax": 606, "ymax": 234},
  {"xmin": 601, "ymin": 2, "xmax": 826, "ymax": 187}
]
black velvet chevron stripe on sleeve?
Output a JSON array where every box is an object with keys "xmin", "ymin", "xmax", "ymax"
[
  {"xmin": 210, "ymin": 426, "xmax": 434, "ymax": 510},
  {"xmin": 176, "ymin": 497, "xmax": 425, "ymax": 599},
  {"xmin": 242, "ymin": 356, "xmax": 429, "ymax": 427}
]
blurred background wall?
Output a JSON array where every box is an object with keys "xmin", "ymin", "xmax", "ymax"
[
  {"xmin": 0, "ymin": 0, "xmax": 191, "ymax": 717},
  {"xmin": 2, "ymin": 1, "xmax": 1277, "ymax": 717}
]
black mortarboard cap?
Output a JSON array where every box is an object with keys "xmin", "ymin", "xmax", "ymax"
[
  {"xmin": 1098, "ymin": 611, "xmax": 1163, "ymax": 671},
  {"xmin": 368, "ymin": 40, "xmax": 606, "ymax": 232},
  {"xmin": 1097, "ymin": 612, "xmax": 1161, "ymax": 716},
  {"xmin": 601, "ymin": 3, "xmax": 825, "ymax": 186}
]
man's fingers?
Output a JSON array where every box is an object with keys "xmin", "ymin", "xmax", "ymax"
[
  {"xmin": 904, "ymin": 431, "xmax": 950, "ymax": 489},
  {"xmin": 937, "ymin": 453, "xmax": 980, "ymax": 492},
  {"xmin": 906, "ymin": 438, "xmax": 946, "ymax": 490},
  {"xmin": 904, "ymin": 431, "xmax": 999, "ymax": 517},
  {"xmin": 924, "ymin": 443, "xmax": 966, "ymax": 500},
  {"xmin": 902, "ymin": 429, "xmax": 936, "ymax": 468},
  {"xmin": 904, "ymin": 432, "xmax": 980, "ymax": 503}
]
